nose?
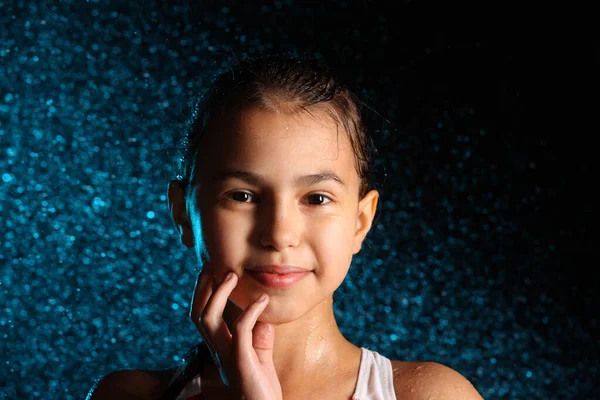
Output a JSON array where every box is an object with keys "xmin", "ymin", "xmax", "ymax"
[{"xmin": 257, "ymin": 197, "xmax": 301, "ymax": 251}]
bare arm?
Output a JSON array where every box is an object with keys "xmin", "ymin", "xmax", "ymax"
[{"xmin": 393, "ymin": 361, "xmax": 484, "ymax": 400}]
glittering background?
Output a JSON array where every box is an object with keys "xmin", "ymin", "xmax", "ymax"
[{"xmin": 1, "ymin": 1, "xmax": 597, "ymax": 399}]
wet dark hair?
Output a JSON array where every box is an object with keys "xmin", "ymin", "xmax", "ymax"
[{"xmin": 174, "ymin": 52, "xmax": 385, "ymax": 202}]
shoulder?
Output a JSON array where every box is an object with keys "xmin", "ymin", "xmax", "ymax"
[
  {"xmin": 86, "ymin": 368, "xmax": 176, "ymax": 400},
  {"xmin": 390, "ymin": 360, "xmax": 484, "ymax": 400}
]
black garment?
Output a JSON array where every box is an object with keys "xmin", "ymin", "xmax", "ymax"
[{"xmin": 157, "ymin": 341, "xmax": 215, "ymax": 400}]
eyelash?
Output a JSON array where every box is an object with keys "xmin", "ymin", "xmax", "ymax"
[{"xmin": 224, "ymin": 191, "xmax": 333, "ymax": 206}]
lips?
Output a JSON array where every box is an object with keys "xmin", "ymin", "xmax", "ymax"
[
  {"xmin": 245, "ymin": 265, "xmax": 311, "ymax": 288},
  {"xmin": 246, "ymin": 265, "xmax": 310, "ymax": 274}
]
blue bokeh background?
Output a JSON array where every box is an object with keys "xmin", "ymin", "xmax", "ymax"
[{"xmin": 1, "ymin": 1, "xmax": 597, "ymax": 399}]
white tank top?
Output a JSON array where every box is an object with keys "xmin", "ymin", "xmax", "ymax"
[{"xmin": 172, "ymin": 347, "xmax": 396, "ymax": 400}]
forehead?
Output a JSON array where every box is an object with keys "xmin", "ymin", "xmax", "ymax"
[{"xmin": 197, "ymin": 105, "xmax": 358, "ymax": 189}]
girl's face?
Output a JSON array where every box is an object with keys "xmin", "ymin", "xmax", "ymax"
[{"xmin": 186, "ymin": 105, "xmax": 378, "ymax": 323}]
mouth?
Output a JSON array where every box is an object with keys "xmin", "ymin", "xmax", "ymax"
[
  {"xmin": 246, "ymin": 264, "xmax": 310, "ymax": 274},
  {"xmin": 245, "ymin": 265, "xmax": 311, "ymax": 289}
]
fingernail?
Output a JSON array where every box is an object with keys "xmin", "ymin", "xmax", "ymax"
[
  {"xmin": 224, "ymin": 272, "xmax": 234, "ymax": 281},
  {"xmin": 257, "ymin": 294, "xmax": 267, "ymax": 302}
]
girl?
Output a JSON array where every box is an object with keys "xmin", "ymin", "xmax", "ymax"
[{"xmin": 88, "ymin": 54, "xmax": 483, "ymax": 400}]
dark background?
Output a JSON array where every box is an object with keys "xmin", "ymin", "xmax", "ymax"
[{"xmin": 0, "ymin": 1, "xmax": 597, "ymax": 399}]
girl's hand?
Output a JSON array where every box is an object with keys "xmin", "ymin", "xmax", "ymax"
[{"xmin": 190, "ymin": 261, "xmax": 283, "ymax": 400}]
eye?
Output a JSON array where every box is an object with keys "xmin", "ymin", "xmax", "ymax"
[
  {"xmin": 305, "ymin": 193, "xmax": 332, "ymax": 206},
  {"xmin": 225, "ymin": 191, "xmax": 255, "ymax": 203},
  {"xmin": 224, "ymin": 191, "xmax": 333, "ymax": 206}
]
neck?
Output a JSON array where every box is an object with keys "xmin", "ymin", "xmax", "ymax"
[{"xmin": 268, "ymin": 296, "xmax": 361, "ymax": 393}]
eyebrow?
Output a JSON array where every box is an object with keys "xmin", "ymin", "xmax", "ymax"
[{"xmin": 210, "ymin": 169, "xmax": 346, "ymax": 188}]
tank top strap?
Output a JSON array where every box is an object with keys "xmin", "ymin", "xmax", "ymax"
[{"xmin": 351, "ymin": 347, "xmax": 396, "ymax": 400}]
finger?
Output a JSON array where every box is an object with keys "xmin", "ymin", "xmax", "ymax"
[
  {"xmin": 189, "ymin": 265, "xmax": 221, "ymax": 363},
  {"xmin": 232, "ymin": 294, "xmax": 270, "ymax": 363},
  {"xmin": 252, "ymin": 321, "xmax": 274, "ymax": 351},
  {"xmin": 189, "ymin": 263, "xmax": 233, "ymax": 378},
  {"xmin": 201, "ymin": 272, "xmax": 238, "ymax": 357},
  {"xmin": 252, "ymin": 321, "xmax": 275, "ymax": 367}
]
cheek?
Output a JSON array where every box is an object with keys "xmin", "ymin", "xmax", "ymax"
[
  {"xmin": 199, "ymin": 209, "xmax": 251, "ymax": 267},
  {"xmin": 310, "ymin": 215, "xmax": 355, "ymax": 271}
]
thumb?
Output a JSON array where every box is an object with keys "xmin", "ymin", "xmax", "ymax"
[{"xmin": 252, "ymin": 321, "xmax": 275, "ymax": 366}]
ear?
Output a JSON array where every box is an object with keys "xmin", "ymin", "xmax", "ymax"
[
  {"xmin": 352, "ymin": 189, "xmax": 379, "ymax": 254},
  {"xmin": 167, "ymin": 180, "xmax": 195, "ymax": 248}
]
